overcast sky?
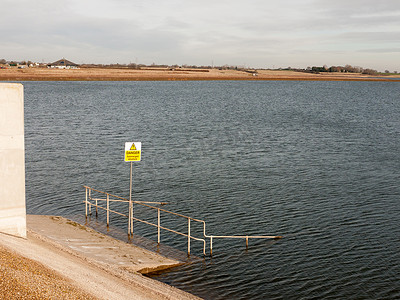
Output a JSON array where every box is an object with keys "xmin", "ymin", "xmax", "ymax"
[{"xmin": 2, "ymin": 0, "xmax": 400, "ymax": 71}]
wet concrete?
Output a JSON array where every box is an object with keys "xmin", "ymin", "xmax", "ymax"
[{"xmin": 27, "ymin": 215, "xmax": 183, "ymax": 274}]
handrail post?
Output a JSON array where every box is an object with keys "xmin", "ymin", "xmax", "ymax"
[
  {"xmin": 188, "ymin": 218, "xmax": 191, "ymax": 256},
  {"xmin": 95, "ymin": 197, "xmax": 98, "ymax": 217},
  {"xmin": 85, "ymin": 187, "xmax": 88, "ymax": 218},
  {"xmin": 130, "ymin": 203, "xmax": 133, "ymax": 235},
  {"xmin": 106, "ymin": 193, "xmax": 109, "ymax": 227},
  {"xmin": 128, "ymin": 202, "xmax": 131, "ymax": 235},
  {"xmin": 157, "ymin": 208, "xmax": 161, "ymax": 244},
  {"xmin": 246, "ymin": 236, "xmax": 249, "ymax": 249},
  {"xmin": 210, "ymin": 236, "xmax": 213, "ymax": 256},
  {"xmin": 88, "ymin": 188, "xmax": 92, "ymax": 215}
]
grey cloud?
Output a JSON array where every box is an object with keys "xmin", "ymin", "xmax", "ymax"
[
  {"xmin": 2, "ymin": 0, "xmax": 400, "ymax": 70},
  {"xmin": 288, "ymin": 0, "xmax": 400, "ymax": 31},
  {"xmin": 315, "ymin": 0, "xmax": 400, "ymax": 15},
  {"xmin": 1, "ymin": 2, "xmax": 186, "ymax": 61},
  {"xmin": 358, "ymin": 48, "xmax": 400, "ymax": 53},
  {"xmin": 336, "ymin": 32, "xmax": 400, "ymax": 43}
]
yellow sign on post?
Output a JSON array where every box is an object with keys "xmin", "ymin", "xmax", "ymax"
[
  {"xmin": 125, "ymin": 142, "xmax": 141, "ymax": 235},
  {"xmin": 125, "ymin": 142, "xmax": 141, "ymax": 162}
]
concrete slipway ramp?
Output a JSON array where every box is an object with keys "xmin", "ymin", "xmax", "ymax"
[{"xmin": 0, "ymin": 214, "xmax": 201, "ymax": 300}]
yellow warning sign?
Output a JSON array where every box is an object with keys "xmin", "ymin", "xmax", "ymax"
[{"xmin": 125, "ymin": 142, "xmax": 141, "ymax": 162}]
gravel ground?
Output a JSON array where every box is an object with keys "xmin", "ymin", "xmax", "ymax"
[
  {"xmin": 0, "ymin": 245, "xmax": 98, "ymax": 300},
  {"xmin": 0, "ymin": 216, "xmax": 201, "ymax": 300}
]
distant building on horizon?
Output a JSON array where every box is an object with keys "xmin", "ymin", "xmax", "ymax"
[{"xmin": 47, "ymin": 58, "xmax": 79, "ymax": 69}]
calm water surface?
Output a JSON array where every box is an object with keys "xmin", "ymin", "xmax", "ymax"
[{"xmin": 22, "ymin": 80, "xmax": 400, "ymax": 299}]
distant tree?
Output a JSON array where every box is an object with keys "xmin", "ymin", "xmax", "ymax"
[
  {"xmin": 127, "ymin": 63, "xmax": 138, "ymax": 69},
  {"xmin": 343, "ymin": 65, "xmax": 363, "ymax": 73},
  {"xmin": 311, "ymin": 66, "xmax": 328, "ymax": 73},
  {"xmin": 329, "ymin": 66, "xmax": 341, "ymax": 72},
  {"xmin": 344, "ymin": 65, "xmax": 354, "ymax": 73},
  {"xmin": 362, "ymin": 68, "xmax": 378, "ymax": 75},
  {"xmin": 0, "ymin": 59, "xmax": 6, "ymax": 64},
  {"xmin": 385, "ymin": 70, "xmax": 390, "ymax": 73}
]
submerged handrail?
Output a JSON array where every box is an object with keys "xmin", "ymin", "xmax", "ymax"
[{"xmin": 83, "ymin": 185, "xmax": 281, "ymax": 256}]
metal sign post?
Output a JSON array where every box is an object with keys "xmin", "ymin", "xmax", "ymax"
[
  {"xmin": 125, "ymin": 142, "xmax": 141, "ymax": 235},
  {"xmin": 129, "ymin": 161, "xmax": 133, "ymax": 235}
]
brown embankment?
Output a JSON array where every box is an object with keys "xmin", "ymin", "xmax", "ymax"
[{"xmin": 1, "ymin": 67, "xmax": 399, "ymax": 82}]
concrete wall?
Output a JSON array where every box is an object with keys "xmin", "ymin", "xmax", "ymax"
[{"xmin": 0, "ymin": 83, "xmax": 26, "ymax": 238}]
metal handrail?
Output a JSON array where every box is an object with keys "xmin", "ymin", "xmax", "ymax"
[{"xmin": 83, "ymin": 186, "xmax": 281, "ymax": 256}]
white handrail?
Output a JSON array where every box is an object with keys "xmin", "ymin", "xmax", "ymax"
[{"xmin": 83, "ymin": 186, "xmax": 281, "ymax": 256}]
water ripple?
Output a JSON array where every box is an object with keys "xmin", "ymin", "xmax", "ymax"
[{"xmin": 23, "ymin": 81, "xmax": 400, "ymax": 300}]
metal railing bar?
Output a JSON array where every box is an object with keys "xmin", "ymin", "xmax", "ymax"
[
  {"xmin": 130, "ymin": 215, "xmax": 205, "ymax": 242},
  {"xmin": 84, "ymin": 186, "xmax": 168, "ymax": 205},
  {"xmin": 87, "ymin": 200, "xmax": 201, "ymax": 241},
  {"xmin": 83, "ymin": 201, "xmax": 128, "ymax": 218},
  {"xmin": 199, "ymin": 223, "xmax": 281, "ymax": 240},
  {"xmin": 96, "ymin": 198, "xmax": 204, "ymax": 225},
  {"xmin": 89, "ymin": 197, "xmax": 168, "ymax": 206},
  {"xmin": 89, "ymin": 198, "xmax": 129, "ymax": 203},
  {"xmin": 86, "ymin": 200, "xmax": 207, "ymax": 243},
  {"xmin": 84, "ymin": 186, "xmax": 280, "ymax": 256},
  {"xmin": 129, "ymin": 214, "xmax": 207, "ymax": 255},
  {"xmin": 86, "ymin": 197, "xmax": 280, "ymax": 241},
  {"xmin": 85, "ymin": 186, "xmax": 198, "ymax": 221},
  {"xmin": 86, "ymin": 188, "xmax": 279, "ymax": 240},
  {"xmin": 105, "ymin": 208, "xmax": 127, "ymax": 218},
  {"xmin": 135, "ymin": 201, "xmax": 169, "ymax": 205},
  {"xmin": 87, "ymin": 204, "xmax": 196, "ymax": 241},
  {"xmin": 134, "ymin": 201, "xmax": 205, "ymax": 223},
  {"xmin": 210, "ymin": 235, "xmax": 282, "ymax": 239},
  {"xmin": 84, "ymin": 186, "xmax": 126, "ymax": 200}
]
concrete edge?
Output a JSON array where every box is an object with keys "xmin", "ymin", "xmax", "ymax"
[{"xmin": 26, "ymin": 216, "xmax": 201, "ymax": 299}]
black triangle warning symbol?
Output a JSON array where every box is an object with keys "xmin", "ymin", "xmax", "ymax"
[{"xmin": 130, "ymin": 143, "xmax": 137, "ymax": 150}]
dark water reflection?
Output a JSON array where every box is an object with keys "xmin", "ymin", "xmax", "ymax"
[{"xmin": 22, "ymin": 80, "xmax": 400, "ymax": 299}]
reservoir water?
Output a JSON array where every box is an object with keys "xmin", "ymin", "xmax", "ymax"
[{"xmin": 22, "ymin": 80, "xmax": 399, "ymax": 299}]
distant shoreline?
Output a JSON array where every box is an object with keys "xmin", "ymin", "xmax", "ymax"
[{"xmin": 1, "ymin": 67, "xmax": 399, "ymax": 82}]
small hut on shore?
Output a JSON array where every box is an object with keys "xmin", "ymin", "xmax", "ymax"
[{"xmin": 47, "ymin": 58, "xmax": 79, "ymax": 69}]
